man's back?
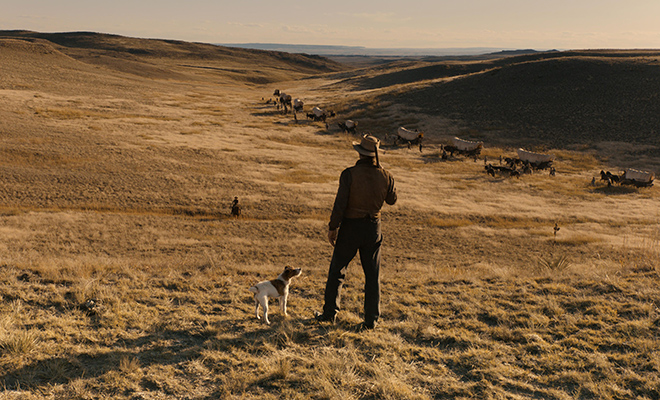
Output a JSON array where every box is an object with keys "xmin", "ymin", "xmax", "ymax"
[
  {"xmin": 345, "ymin": 160, "xmax": 396, "ymax": 219},
  {"xmin": 329, "ymin": 158, "xmax": 397, "ymax": 229}
]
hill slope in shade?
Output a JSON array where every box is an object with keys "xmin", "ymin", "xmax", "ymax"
[{"xmin": 330, "ymin": 50, "xmax": 660, "ymax": 166}]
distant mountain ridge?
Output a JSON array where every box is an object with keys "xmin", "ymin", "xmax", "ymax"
[{"xmin": 220, "ymin": 43, "xmax": 528, "ymax": 57}]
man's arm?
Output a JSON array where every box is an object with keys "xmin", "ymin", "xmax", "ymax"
[
  {"xmin": 385, "ymin": 174, "xmax": 397, "ymax": 205},
  {"xmin": 328, "ymin": 228, "xmax": 338, "ymax": 247},
  {"xmin": 329, "ymin": 168, "xmax": 351, "ymax": 231}
]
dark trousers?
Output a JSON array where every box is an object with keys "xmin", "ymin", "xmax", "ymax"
[{"xmin": 322, "ymin": 218, "xmax": 382, "ymax": 324}]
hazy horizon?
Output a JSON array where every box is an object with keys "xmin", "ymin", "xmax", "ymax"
[
  {"xmin": 2, "ymin": 1, "xmax": 660, "ymax": 50},
  {"xmin": 219, "ymin": 43, "xmax": 534, "ymax": 57}
]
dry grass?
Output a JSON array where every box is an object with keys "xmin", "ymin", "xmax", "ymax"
[
  {"xmin": 1, "ymin": 258, "xmax": 659, "ymax": 399},
  {"xmin": 1, "ymin": 33, "xmax": 659, "ymax": 399}
]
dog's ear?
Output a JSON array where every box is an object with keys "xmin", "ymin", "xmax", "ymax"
[{"xmin": 284, "ymin": 265, "xmax": 292, "ymax": 271}]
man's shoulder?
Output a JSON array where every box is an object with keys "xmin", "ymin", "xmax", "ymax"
[
  {"xmin": 347, "ymin": 162, "xmax": 372, "ymax": 174},
  {"xmin": 345, "ymin": 159, "xmax": 394, "ymax": 177},
  {"xmin": 350, "ymin": 164, "xmax": 395, "ymax": 181},
  {"xmin": 379, "ymin": 166, "xmax": 395, "ymax": 179}
]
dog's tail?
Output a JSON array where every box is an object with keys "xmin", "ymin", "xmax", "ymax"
[{"xmin": 248, "ymin": 286, "xmax": 258, "ymax": 293}]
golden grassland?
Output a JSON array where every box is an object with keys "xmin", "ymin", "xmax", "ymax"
[{"xmin": 1, "ymin": 35, "xmax": 659, "ymax": 399}]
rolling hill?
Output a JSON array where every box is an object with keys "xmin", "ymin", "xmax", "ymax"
[
  {"xmin": 0, "ymin": 30, "xmax": 346, "ymax": 84},
  {"xmin": 326, "ymin": 50, "xmax": 660, "ymax": 169},
  {"xmin": 397, "ymin": 52, "xmax": 660, "ymax": 147}
]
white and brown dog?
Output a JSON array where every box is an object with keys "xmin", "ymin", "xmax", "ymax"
[{"xmin": 248, "ymin": 266, "xmax": 302, "ymax": 324}]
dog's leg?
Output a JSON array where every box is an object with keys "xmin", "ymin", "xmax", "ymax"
[
  {"xmin": 254, "ymin": 296, "xmax": 261, "ymax": 320},
  {"xmin": 262, "ymin": 299, "xmax": 270, "ymax": 325},
  {"xmin": 281, "ymin": 294, "xmax": 288, "ymax": 317},
  {"xmin": 255, "ymin": 293, "xmax": 270, "ymax": 324}
]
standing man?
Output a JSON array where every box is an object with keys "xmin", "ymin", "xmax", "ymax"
[
  {"xmin": 315, "ymin": 134, "xmax": 397, "ymax": 330},
  {"xmin": 230, "ymin": 197, "xmax": 241, "ymax": 217}
]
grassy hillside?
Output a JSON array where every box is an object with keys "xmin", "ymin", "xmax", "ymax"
[
  {"xmin": 0, "ymin": 30, "xmax": 346, "ymax": 83},
  {"xmin": 328, "ymin": 50, "xmax": 660, "ymax": 171},
  {"xmin": 0, "ymin": 32, "xmax": 659, "ymax": 399},
  {"xmin": 395, "ymin": 54, "xmax": 660, "ymax": 147}
]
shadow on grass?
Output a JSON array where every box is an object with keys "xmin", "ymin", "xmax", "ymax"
[
  {"xmin": 420, "ymin": 152, "xmax": 477, "ymax": 164},
  {"xmin": 591, "ymin": 185, "xmax": 640, "ymax": 195},
  {"xmin": 0, "ymin": 316, "xmax": 335, "ymax": 392},
  {"xmin": 250, "ymin": 110, "xmax": 285, "ymax": 117},
  {"xmin": 273, "ymin": 120, "xmax": 319, "ymax": 128},
  {"xmin": 0, "ymin": 327, "xmax": 209, "ymax": 390}
]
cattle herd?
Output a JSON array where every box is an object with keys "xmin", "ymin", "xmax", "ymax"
[{"xmin": 264, "ymin": 90, "xmax": 655, "ymax": 188}]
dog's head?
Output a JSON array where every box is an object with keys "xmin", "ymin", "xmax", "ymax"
[{"xmin": 282, "ymin": 266, "xmax": 302, "ymax": 280}]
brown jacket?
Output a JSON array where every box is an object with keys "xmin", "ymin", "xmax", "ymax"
[{"xmin": 329, "ymin": 158, "xmax": 397, "ymax": 230}]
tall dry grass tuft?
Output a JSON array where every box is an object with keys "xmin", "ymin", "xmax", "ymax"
[
  {"xmin": 119, "ymin": 356, "xmax": 142, "ymax": 376},
  {"xmin": 0, "ymin": 300, "xmax": 39, "ymax": 357},
  {"xmin": 538, "ymin": 254, "xmax": 571, "ymax": 272},
  {"xmin": 0, "ymin": 331, "xmax": 39, "ymax": 357},
  {"xmin": 271, "ymin": 353, "xmax": 291, "ymax": 380}
]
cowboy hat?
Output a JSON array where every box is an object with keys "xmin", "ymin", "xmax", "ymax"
[{"xmin": 352, "ymin": 134, "xmax": 381, "ymax": 157}]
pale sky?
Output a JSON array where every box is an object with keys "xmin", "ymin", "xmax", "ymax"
[{"xmin": 2, "ymin": 0, "xmax": 659, "ymax": 50}]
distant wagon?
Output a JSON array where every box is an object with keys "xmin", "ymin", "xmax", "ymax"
[
  {"xmin": 443, "ymin": 137, "xmax": 483, "ymax": 157},
  {"xmin": 620, "ymin": 168, "xmax": 654, "ymax": 187},
  {"xmin": 453, "ymin": 137, "xmax": 483, "ymax": 152},
  {"xmin": 339, "ymin": 119, "xmax": 357, "ymax": 134},
  {"xmin": 395, "ymin": 127, "xmax": 423, "ymax": 144},
  {"xmin": 517, "ymin": 148, "xmax": 554, "ymax": 170},
  {"xmin": 293, "ymin": 98, "xmax": 304, "ymax": 112},
  {"xmin": 308, "ymin": 106, "xmax": 327, "ymax": 122},
  {"xmin": 312, "ymin": 106, "xmax": 325, "ymax": 117}
]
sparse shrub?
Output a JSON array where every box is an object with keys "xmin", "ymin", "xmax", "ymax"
[
  {"xmin": 538, "ymin": 254, "xmax": 571, "ymax": 272},
  {"xmin": 37, "ymin": 357, "xmax": 78, "ymax": 384},
  {"xmin": 273, "ymin": 356, "xmax": 291, "ymax": 380},
  {"xmin": 119, "ymin": 355, "xmax": 141, "ymax": 375},
  {"xmin": 0, "ymin": 329, "xmax": 39, "ymax": 355}
]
